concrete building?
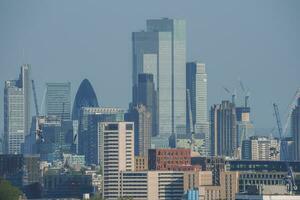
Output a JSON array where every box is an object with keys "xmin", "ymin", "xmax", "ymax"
[
  {"xmin": 242, "ymin": 136, "xmax": 280, "ymax": 160},
  {"xmin": 118, "ymin": 171, "xmax": 185, "ymax": 200},
  {"xmin": 132, "ymin": 18, "xmax": 186, "ymax": 146},
  {"xmin": 292, "ymin": 98, "xmax": 300, "ymax": 160},
  {"xmin": 135, "ymin": 156, "xmax": 148, "ymax": 171},
  {"xmin": 78, "ymin": 107, "xmax": 124, "ymax": 165},
  {"xmin": 46, "ymin": 82, "xmax": 71, "ymax": 120},
  {"xmin": 99, "ymin": 122, "xmax": 135, "ymax": 200},
  {"xmin": 186, "ymin": 62, "xmax": 209, "ymax": 155},
  {"xmin": 4, "ymin": 65, "xmax": 31, "ymax": 154},
  {"xmin": 210, "ymin": 101, "xmax": 237, "ymax": 157}
]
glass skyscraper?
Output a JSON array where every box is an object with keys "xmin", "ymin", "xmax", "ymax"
[
  {"xmin": 4, "ymin": 65, "xmax": 31, "ymax": 154},
  {"xmin": 132, "ymin": 18, "xmax": 186, "ymax": 144},
  {"xmin": 46, "ymin": 82, "xmax": 71, "ymax": 120}
]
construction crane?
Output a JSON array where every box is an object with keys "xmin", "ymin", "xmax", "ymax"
[
  {"xmin": 186, "ymin": 89, "xmax": 195, "ymax": 151},
  {"xmin": 239, "ymin": 80, "xmax": 250, "ymax": 107},
  {"xmin": 31, "ymin": 80, "xmax": 44, "ymax": 143},
  {"xmin": 273, "ymin": 103, "xmax": 297, "ymax": 194},
  {"xmin": 223, "ymin": 87, "xmax": 236, "ymax": 105}
]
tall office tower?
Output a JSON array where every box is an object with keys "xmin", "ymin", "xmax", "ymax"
[
  {"xmin": 132, "ymin": 18, "xmax": 186, "ymax": 146},
  {"xmin": 4, "ymin": 65, "xmax": 31, "ymax": 154},
  {"xmin": 72, "ymin": 79, "xmax": 99, "ymax": 121},
  {"xmin": 210, "ymin": 101, "xmax": 237, "ymax": 157},
  {"xmin": 78, "ymin": 107, "xmax": 124, "ymax": 165},
  {"xmin": 133, "ymin": 73, "xmax": 157, "ymax": 136},
  {"xmin": 126, "ymin": 105, "xmax": 151, "ymax": 157},
  {"xmin": 45, "ymin": 82, "xmax": 71, "ymax": 120},
  {"xmin": 242, "ymin": 136, "xmax": 280, "ymax": 160},
  {"xmin": 186, "ymin": 62, "xmax": 209, "ymax": 155},
  {"xmin": 292, "ymin": 98, "xmax": 300, "ymax": 160},
  {"xmin": 236, "ymin": 106, "xmax": 254, "ymax": 149},
  {"xmin": 99, "ymin": 122, "xmax": 134, "ymax": 200}
]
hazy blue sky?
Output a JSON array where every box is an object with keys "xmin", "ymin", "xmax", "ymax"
[{"xmin": 1, "ymin": 0, "xmax": 299, "ymax": 135}]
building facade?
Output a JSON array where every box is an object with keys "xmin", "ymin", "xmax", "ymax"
[
  {"xmin": 292, "ymin": 98, "xmax": 300, "ymax": 160},
  {"xmin": 78, "ymin": 107, "xmax": 124, "ymax": 165},
  {"xmin": 186, "ymin": 62, "xmax": 209, "ymax": 155},
  {"xmin": 242, "ymin": 136, "xmax": 280, "ymax": 160},
  {"xmin": 99, "ymin": 122, "xmax": 135, "ymax": 199},
  {"xmin": 4, "ymin": 65, "xmax": 31, "ymax": 154},
  {"xmin": 46, "ymin": 82, "xmax": 71, "ymax": 120},
  {"xmin": 132, "ymin": 18, "xmax": 186, "ymax": 145},
  {"xmin": 210, "ymin": 101, "xmax": 237, "ymax": 157}
]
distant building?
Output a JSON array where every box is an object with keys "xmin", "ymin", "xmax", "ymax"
[
  {"xmin": 0, "ymin": 154, "xmax": 41, "ymax": 190},
  {"xmin": 78, "ymin": 107, "xmax": 124, "ymax": 165},
  {"xmin": 186, "ymin": 62, "xmax": 209, "ymax": 155},
  {"xmin": 100, "ymin": 122, "xmax": 135, "ymax": 199},
  {"xmin": 133, "ymin": 73, "xmax": 157, "ymax": 136},
  {"xmin": 126, "ymin": 105, "xmax": 151, "ymax": 156},
  {"xmin": 148, "ymin": 148, "xmax": 199, "ymax": 171},
  {"xmin": 236, "ymin": 107, "xmax": 254, "ymax": 148},
  {"xmin": 132, "ymin": 18, "xmax": 187, "ymax": 146},
  {"xmin": 46, "ymin": 82, "xmax": 71, "ymax": 120},
  {"xmin": 134, "ymin": 156, "xmax": 148, "ymax": 171},
  {"xmin": 43, "ymin": 170, "xmax": 93, "ymax": 199},
  {"xmin": 4, "ymin": 65, "xmax": 31, "ymax": 154},
  {"xmin": 280, "ymin": 137, "xmax": 294, "ymax": 161},
  {"xmin": 292, "ymin": 97, "xmax": 300, "ymax": 160},
  {"xmin": 242, "ymin": 136, "xmax": 280, "ymax": 160},
  {"xmin": 117, "ymin": 171, "xmax": 185, "ymax": 200},
  {"xmin": 72, "ymin": 79, "xmax": 99, "ymax": 121},
  {"xmin": 210, "ymin": 101, "xmax": 237, "ymax": 157}
]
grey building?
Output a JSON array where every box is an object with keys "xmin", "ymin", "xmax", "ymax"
[
  {"xmin": 210, "ymin": 101, "xmax": 237, "ymax": 157},
  {"xmin": 292, "ymin": 98, "xmax": 300, "ymax": 160},
  {"xmin": 4, "ymin": 65, "xmax": 31, "ymax": 154},
  {"xmin": 132, "ymin": 18, "xmax": 186, "ymax": 146},
  {"xmin": 186, "ymin": 62, "xmax": 209, "ymax": 155},
  {"xmin": 45, "ymin": 82, "xmax": 71, "ymax": 120}
]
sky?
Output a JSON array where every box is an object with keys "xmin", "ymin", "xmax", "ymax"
[{"xmin": 0, "ymin": 0, "xmax": 299, "ymax": 136}]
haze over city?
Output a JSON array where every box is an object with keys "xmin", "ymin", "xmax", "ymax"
[{"xmin": 1, "ymin": 0, "xmax": 299, "ymax": 132}]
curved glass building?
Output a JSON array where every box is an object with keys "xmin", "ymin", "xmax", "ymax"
[{"xmin": 72, "ymin": 79, "xmax": 99, "ymax": 120}]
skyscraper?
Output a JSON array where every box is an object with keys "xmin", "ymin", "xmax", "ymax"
[
  {"xmin": 210, "ymin": 101, "xmax": 237, "ymax": 157},
  {"xmin": 45, "ymin": 82, "xmax": 71, "ymax": 120},
  {"xmin": 72, "ymin": 79, "xmax": 99, "ymax": 121},
  {"xmin": 132, "ymin": 18, "xmax": 186, "ymax": 145},
  {"xmin": 126, "ymin": 105, "xmax": 151, "ymax": 157},
  {"xmin": 78, "ymin": 107, "xmax": 124, "ymax": 165},
  {"xmin": 4, "ymin": 65, "xmax": 31, "ymax": 154},
  {"xmin": 99, "ymin": 122, "xmax": 134, "ymax": 199},
  {"xmin": 186, "ymin": 62, "xmax": 209, "ymax": 155},
  {"xmin": 292, "ymin": 98, "xmax": 300, "ymax": 160},
  {"xmin": 134, "ymin": 73, "xmax": 157, "ymax": 136}
]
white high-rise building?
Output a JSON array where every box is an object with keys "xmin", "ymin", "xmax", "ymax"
[
  {"xmin": 4, "ymin": 65, "xmax": 31, "ymax": 154},
  {"xmin": 186, "ymin": 62, "xmax": 209, "ymax": 155},
  {"xmin": 132, "ymin": 18, "xmax": 186, "ymax": 146},
  {"xmin": 99, "ymin": 122, "xmax": 135, "ymax": 200}
]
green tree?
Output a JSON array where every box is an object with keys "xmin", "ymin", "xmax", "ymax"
[{"xmin": 0, "ymin": 178, "xmax": 22, "ymax": 200}]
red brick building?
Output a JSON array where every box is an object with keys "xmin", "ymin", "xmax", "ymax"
[{"xmin": 148, "ymin": 148, "xmax": 200, "ymax": 171}]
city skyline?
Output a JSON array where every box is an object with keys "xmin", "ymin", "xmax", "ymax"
[{"xmin": 1, "ymin": 0, "xmax": 300, "ymax": 135}]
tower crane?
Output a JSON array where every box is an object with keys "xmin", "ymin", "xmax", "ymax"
[
  {"xmin": 223, "ymin": 87, "xmax": 236, "ymax": 105},
  {"xmin": 273, "ymin": 94, "xmax": 299, "ymax": 194},
  {"xmin": 31, "ymin": 80, "xmax": 44, "ymax": 143}
]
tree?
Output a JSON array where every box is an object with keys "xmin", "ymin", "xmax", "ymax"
[{"xmin": 0, "ymin": 178, "xmax": 22, "ymax": 200}]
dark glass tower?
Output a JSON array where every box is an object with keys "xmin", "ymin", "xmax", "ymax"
[
  {"xmin": 292, "ymin": 97, "xmax": 300, "ymax": 160},
  {"xmin": 72, "ymin": 79, "xmax": 99, "ymax": 120}
]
